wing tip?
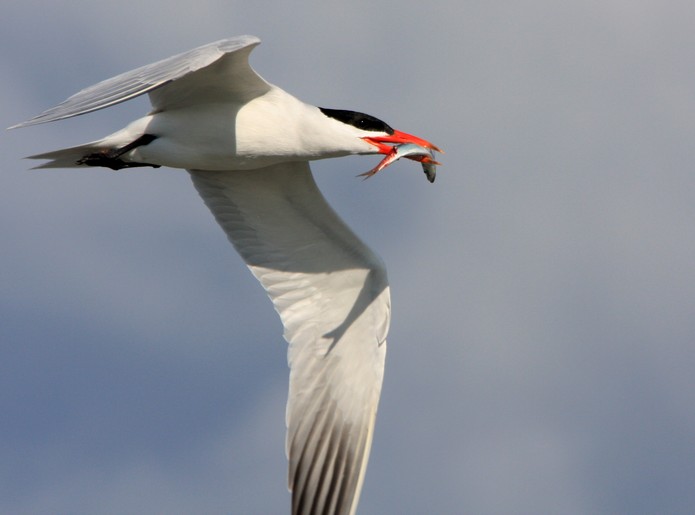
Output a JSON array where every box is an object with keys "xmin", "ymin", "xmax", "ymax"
[{"xmin": 7, "ymin": 119, "xmax": 36, "ymax": 130}]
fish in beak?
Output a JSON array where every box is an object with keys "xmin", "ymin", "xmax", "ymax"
[{"xmin": 361, "ymin": 131, "xmax": 442, "ymax": 182}]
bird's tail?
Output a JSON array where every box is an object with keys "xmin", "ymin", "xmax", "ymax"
[
  {"xmin": 26, "ymin": 133, "xmax": 160, "ymax": 171},
  {"xmin": 26, "ymin": 141, "xmax": 107, "ymax": 169}
]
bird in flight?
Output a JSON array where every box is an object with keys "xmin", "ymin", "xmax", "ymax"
[{"xmin": 11, "ymin": 36, "xmax": 440, "ymax": 515}]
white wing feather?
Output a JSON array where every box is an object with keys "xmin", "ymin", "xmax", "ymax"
[
  {"xmin": 9, "ymin": 36, "xmax": 269, "ymax": 128},
  {"xmin": 190, "ymin": 163, "xmax": 390, "ymax": 515}
]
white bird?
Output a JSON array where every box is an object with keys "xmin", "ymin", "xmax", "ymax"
[{"xmin": 11, "ymin": 36, "xmax": 440, "ymax": 515}]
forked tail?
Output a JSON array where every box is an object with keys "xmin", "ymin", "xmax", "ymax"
[{"xmin": 26, "ymin": 134, "xmax": 160, "ymax": 170}]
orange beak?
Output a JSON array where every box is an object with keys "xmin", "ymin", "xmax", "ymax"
[{"xmin": 362, "ymin": 130, "xmax": 443, "ymax": 155}]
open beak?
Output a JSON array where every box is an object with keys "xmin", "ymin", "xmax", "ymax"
[
  {"xmin": 362, "ymin": 130, "xmax": 443, "ymax": 155},
  {"xmin": 359, "ymin": 130, "xmax": 443, "ymax": 181}
]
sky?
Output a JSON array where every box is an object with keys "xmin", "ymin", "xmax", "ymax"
[{"xmin": 2, "ymin": 1, "xmax": 695, "ymax": 513}]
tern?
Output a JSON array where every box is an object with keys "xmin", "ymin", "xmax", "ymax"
[{"xmin": 11, "ymin": 36, "xmax": 439, "ymax": 515}]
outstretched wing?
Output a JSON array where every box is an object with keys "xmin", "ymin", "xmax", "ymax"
[
  {"xmin": 190, "ymin": 163, "xmax": 390, "ymax": 515},
  {"xmin": 10, "ymin": 35, "xmax": 270, "ymax": 128}
]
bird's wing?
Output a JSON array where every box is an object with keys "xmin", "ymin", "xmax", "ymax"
[
  {"xmin": 10, "ymin": 36, "xmax": 270, "ymax": 128},
  {"xmin": 190, "ymin": 162, "xmax": 390, "ymax": 515}
]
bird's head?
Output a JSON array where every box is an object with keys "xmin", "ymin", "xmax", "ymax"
[
  {"xmin": 319, "ymin": 108, "xmax": 440, "ymax": 154},
  {"xmin": 319, "ymin": 107, "xmax": 441, "ymax": 180}
]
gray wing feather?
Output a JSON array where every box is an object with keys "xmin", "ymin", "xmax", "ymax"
[{"xmin": 10, "ymin": 35, "xmax": 268, "ymax": 128}]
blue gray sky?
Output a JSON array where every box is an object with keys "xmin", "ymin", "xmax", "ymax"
[{"xmin": 3, "ymin": 1, "xmax": 695, "ymax": 513}]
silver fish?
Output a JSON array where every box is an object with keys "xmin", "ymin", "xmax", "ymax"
[{"xmin": 359, "ymin": 143, "xmax": 440, "ymax": 182}]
